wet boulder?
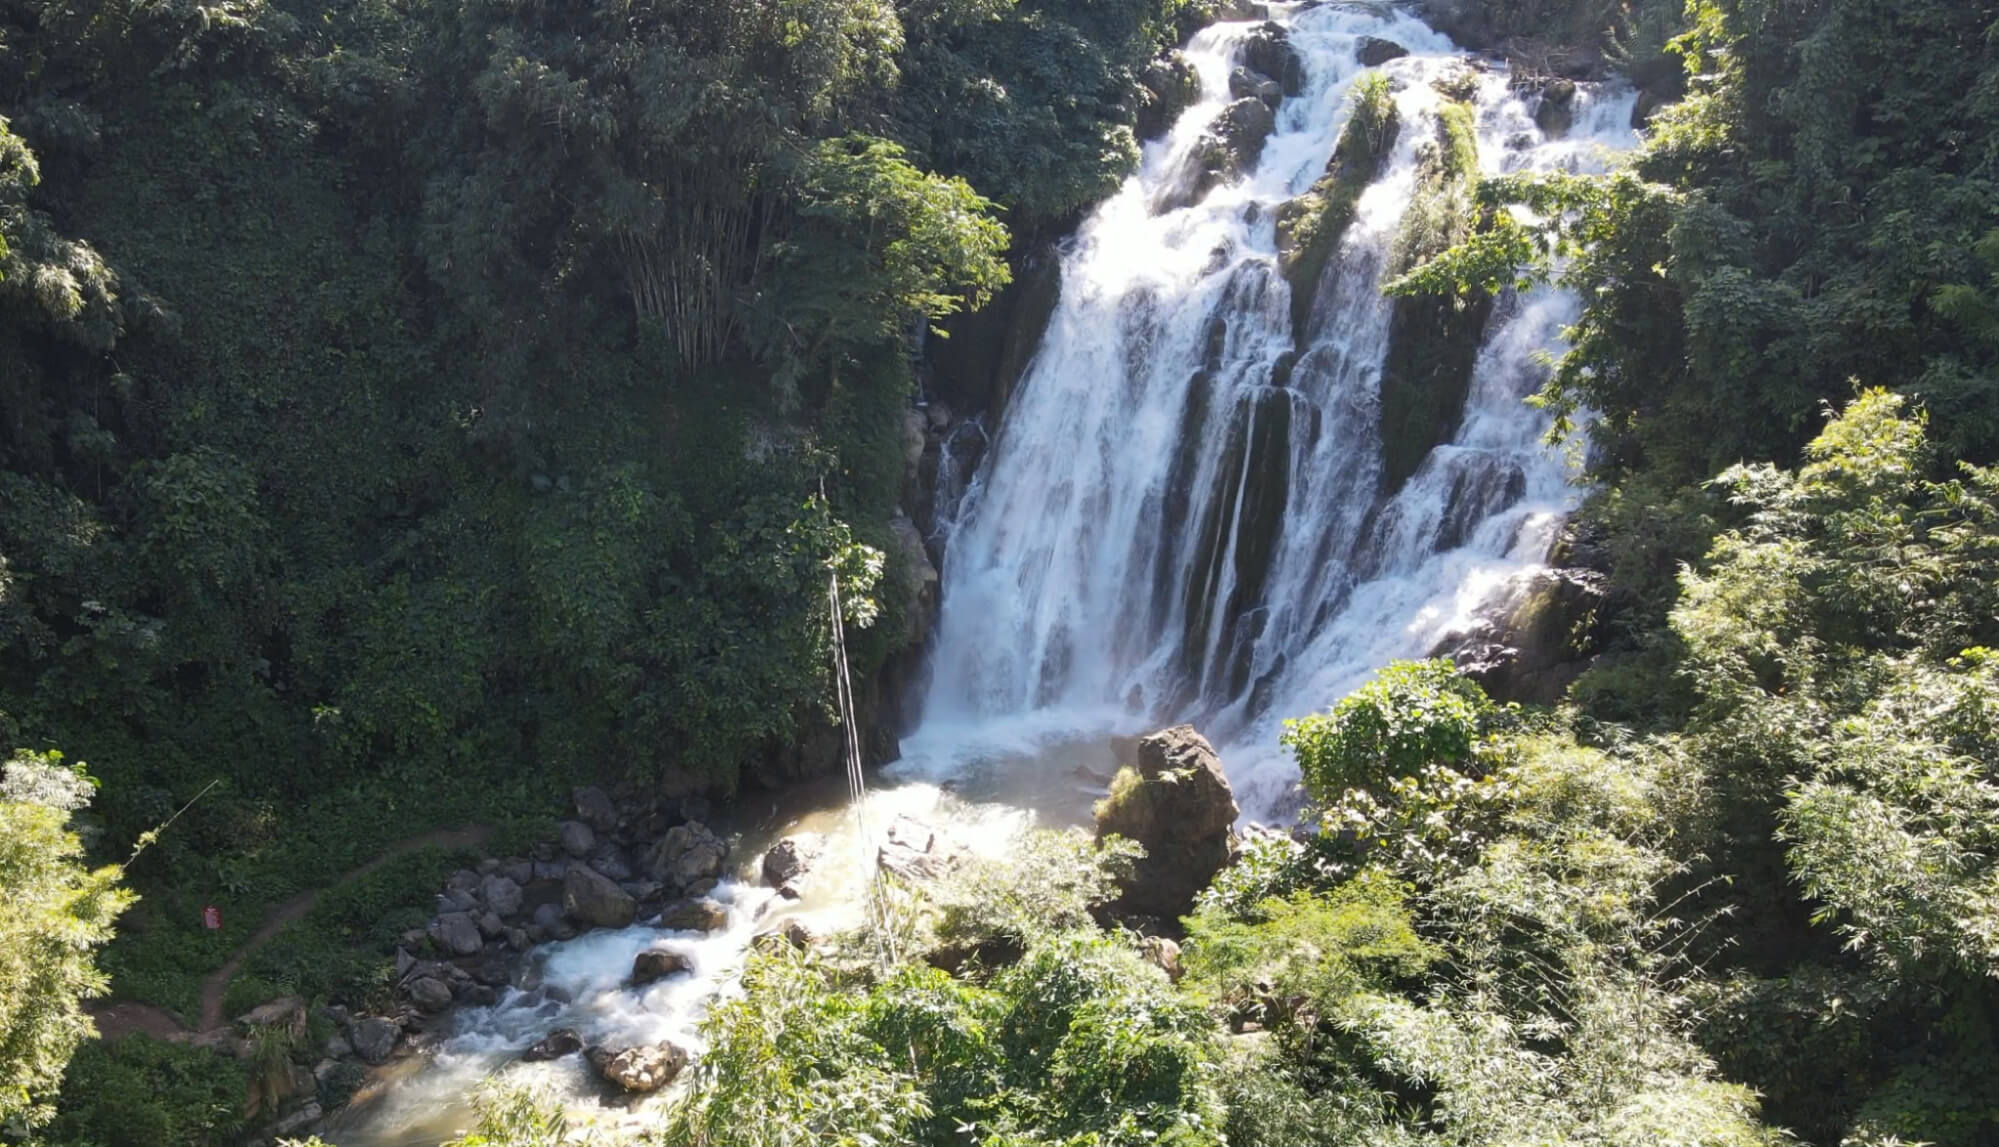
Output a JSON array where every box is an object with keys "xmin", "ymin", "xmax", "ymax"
[
  {"xmin": 589, "ymin": 1042, "xmax": 690, "ymax": 1093},
  {"xmin": 631, "ymin": 947, "xmax": 692, "ymax": 986},
  {"xmin": 644, "ymin": 821, "xmax": 727, "ymax": 890},
  {"xmin": 761, "ymin": 833, "xmax": 823, "ymax": 893},
  {"xmin": 349, "ymin": 1016, "xmax": 400, "ymax": 1065},
  {"xmin": 658, "ymin": 897, "xmax": 730, "ymax": 933},
  {"xmin": 523, "ymin": 1028, "xmax": 583, "ymax": 1062},
  {"xmin": 406, "ymin": 976, "xmax": 453, "ymax": 1012},
  {"xmin": 563, "ymin": 865, "xmax": 637, "ymax": 929},
  {"xmin": 1138, "ymin": 52, "xmax": 1202, "ymax": 140},
  {"xmin": 1094, "ymin": 725, "xmax": 1239, "ymax": 922},
  {"xmin": 1228, "ymin": 66, "xmax": 1283, "ymax": 109},
  {"xmin": 1357, "ymin": 36, "xmax": 1409, "ymax": 67},
  {"xmin": 1433, "ymin": 567, "xmax": 1608, "ymax": 705},
  {"xmin": 1239, "ymin": 22, "xmax": 1304, "ymax": 97},
  {"xmin": 1534, "ymin": 78, "xmax": 1577, "ymax": 137}
]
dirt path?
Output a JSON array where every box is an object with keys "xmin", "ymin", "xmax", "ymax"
[{"xmin": 91, "ymin": 823, "xmax": 494, "ymax": 1041}]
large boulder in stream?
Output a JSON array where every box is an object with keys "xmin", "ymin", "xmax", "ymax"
[
  {"xmin": 762, "ymin": 832, "xmax": 823, "ymax": 893},
  {"xmin": 589, "ymin": 1042, "xmax": 690, "ymax": 1093},
  {"xmin": 643, "ymin": 821, "xmax": 727, "ymax": 890},
  {"xmin": 1094, "ymin": 726, "xmax": 1238, "ymax": 923},
  {"xmin": 1238, "ymin": 22, "xmax": 1304, "ymax": 96},
  {"xmin": 563, "ymin": 865, "xmax": 637, "ymax": 929},
  {"xmin": 523, "ymin": 1028, "xmax": 583, "ymax": 1062},
  {"xmin": 631, "ymin": 947, "xmax": 692, "ymax": 985}
]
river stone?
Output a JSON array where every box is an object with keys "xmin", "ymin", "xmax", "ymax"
[
  {"xmin": 480, "ymin": 874, "xmax": 524, "ymax": 919},
  {"xmin": 1228, "ymin": 66, "xmax": 1282, "ymax": 107},
  {"xmin": 1239, "ymin": 21, "xmax": 1304, "ymax": 96},
  {"xmin": 559, "ymin": 820, "xmax": 596, "ymax": 858},
  {"xmin": 502, "ymin": 858, "xmax": 534, "ymax": 886},
  {"xmin": 350, "ymin": 1017, "xmax": 400, "ymax": 1065},
  {"xmin": 478, "ymin": 910, "xmax": 506, "ymax": 939},
  {"xmin": 438, "ymin": 887, "xmax": 479, "ymax": 914},
  {"xmin": 588, "ymin": 1042, "xmax": 690, "ymax": 1093},
  {"xmin": 589, "ymin": 843, "xmax": 634, "ymax": 883},
  {"xmin": 573, "ymin": 785, "xmax": 620, "ymax": 833},
  {"xmin": 429, "ymin": 911, "xmax": 484, "ymax": 957},
  {"xmin": 761, "ymin": 833, "xmax": 823, "ymax": 890},
  {"xmin": 631, "ymin": 947, "xmax": 693, "ymax": 985},
  {"xmin": 1094, "ymin": 725, "xmax": 1238, "ymax": 921},
  {"xmin": 523, "ymin": 1028, "xmax": 583, "ymax": 1062},
  {"xmin": 646, "ymin": 821, "xmax": 726, "ymax": 888},
  {"xmin": 658, "ymin": 897, "xmax": 729, "ymax": 933},
  {"xmin": 563, "ymin": 865, "xmax": 637, "ymax": 929},
  {"xmin": 1357, "ymin": 36, "xmax": 1409, "ymax": 67},
  {"xmin": 407, "ymin": 976, "xmax": 453, "ymax": 1012},
  {"xmin": 531, "ymin": 902, "xmax": 564, "ymax": 932},
  {"xmin": 274, "ymin": 1101, "xmax": 323, "ymax": 1137}
]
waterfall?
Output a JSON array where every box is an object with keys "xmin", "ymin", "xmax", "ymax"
[
  {"xmin": 328, "ymin": 12, "xmax": 1641, "ymax": 1142},
  {"xmin": 907, "ymin": 3, "xmax": 1639, "ymax": 815}
]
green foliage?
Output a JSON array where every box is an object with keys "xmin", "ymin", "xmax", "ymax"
[
  {"xmin": 664, "ymin": 933, "xmax": 1225, "ymax": 1147},
  {"xmin": 929, "ymin": 827, "xmax": 1142, "ymax": 957},
  {"xmin": 32, "ymin": 1035, "xmax": 247, "ymax": 1147},
  {"xmin": 441, "ymin": 1083, "xmax": 582, "ymax": 1147},
  {"xmin": 243, "ymin": 844, "xmax": 475, "ymax": 1004},
  {"xmin": 1181, "ymin": 873, "xmax": 1435, "ymax": 1006},
  {"xmin": 1281, "ymin": 658, "xmax": 1496, "ymax": 801},
  {"xmin": 0, "ymin": 751, "xmax": 132, "ymax": 1130}
]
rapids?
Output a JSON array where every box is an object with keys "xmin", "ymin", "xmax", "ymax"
[{"xmin": 328, "ymin": 4, "xmax": 1637, "ymax": 1141}]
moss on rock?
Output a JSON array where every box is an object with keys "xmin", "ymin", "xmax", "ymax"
[{"xmin": 1276, "ymin": 74, "xmax": 1399, "ymax": 337}]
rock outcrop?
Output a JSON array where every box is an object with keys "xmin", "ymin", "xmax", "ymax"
[
  {"xmin": 1094, "ymin": 725, "xmax": 1239, "ymax": 923},
  {"xmin": 1138, "ymin": 52, "xmax": 1202, "ymax": 140},
  {"xmin": 1357, "ymin": 36, "xmax": 1409, "ymax": 67},
  {"xmin": 1434, "ymin": 567, "xmax": 1608, "ymax": 705},
  {"xmin": 589, "ymin": 1042, "xmax": 690, "ymax": 1093}
]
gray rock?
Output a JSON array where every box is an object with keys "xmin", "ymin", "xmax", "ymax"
[
  {"xmin": 683, "ymin": 877, "xmax": 719, "ymax": 899},
  {"xmin": 573, "ymin": 785, "xmax": 620, "ymax": 833},
  {"xmin": 274, "ymin": 1102, "xmax": 323, "ymax": 1137},
  {"xmin": 1535, "ymin": 78, "xmax": 1577, "ymax": 137},
  {"xmin": 532, "ymin": 902, "xmax": 564, "ymax": 932},
  {"xmin": 457, "ymin": 983, "xmax": 499, "ymax": 1008},
  {"xmin": 1239, "ymin": 21, "xmax": 1304, "ymax": 96},
  {"xmin": 324, "ymin": 1033, "xmax": 353, "ymax": 1060},
  {"xmin": 407, "ymin": 976, "xmax": 453, "ymax": 1012},
  {"xmin": 350, "ymin": 1016, "xmax": 400, "ymax": 1065},
  {"xmin": 657, "ymin": 897, "xmax": 730, "ymax": 933},
  {"xmin": 589, "ymin": 843, "xmax": 634, "ymax": 883},
  {"xmin": 1228, "ymin": 66, "xmax": 1282, "ymax": 107},
  {"xmin": 1138, "ymin": 52, "xmax": 1203, "ymax": 140},
  {"xmin": 438, "ymin": 888, "xmax": 480, "ymax": 914},
  {"xmin": 502, "ymin": 858, "xmax": 535, "ymax": 886},
  {"xmin": 480, "ymin": 874, "xmax": 524, "ymax": 919},
  {"xmin": 1142, "ymin": 936, "xmax": 1185, "ymax": 983},
  {"xmin": 564, "ymin": 865, "xmax": 637, "ymax": 929},
  {"xmin": 506, "ymin": 927, "xmax": 532, "ymax": 951},
  {"xmin": 478, "ymin": 857, "xmax": 501, "ymax": 875},
  {"xmin": 523, "ymin": 1028, "xmax": 583, "ymax": 1062},
  {"xmin": 446, "ymin": 868, "xmax": 482, "ymax": 896},
  {"xmin": 478, "ymin": 910, "xmax": 506, "ymax": 939},
  {"xmin": 236, "ymin": 994, "xmax": 305, "ymax": 1030},
  {"xmin": 588, "ymin": 1042, "xmax": 689, "ymax": 1093},
  {"xmin": 645, "ymin": 821, "xmax": 727, "ymax": 888},
  {"xmin": 533, "ymin": 859, "xmax": 567, "ymax": 882},
  {"xmin": 631, "ymin": 947, "xmax": 693, "ymax": 985},
  {"xmin": 1356, "ymin": 36, "xmax": 1409, "ymax": 67},
  {"xmin": 1094, "ymin": 725, "xmax": 1239, "ymax": 921},
  {"xmin": 429, "ymin": 912, "xmax": 485, "ymax": 958},
  {"xmin": 559, "ymin": 820, "xmax": 596, "ymax": 858},
  {"xmin": 761, "ymin": 833, "xmax": 823, "ymax": 890}
]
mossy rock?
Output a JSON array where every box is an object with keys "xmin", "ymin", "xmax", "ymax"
[{"xmin": 1278, "ymin": 83, "xmax": 1399, "ymax": 338}]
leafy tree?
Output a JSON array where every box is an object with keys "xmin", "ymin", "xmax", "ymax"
[
  {"xmin": 1280, "ymin": 657, "xmax": 1498, "ymax": 800},
  {"xmin": 0, "ymin": 751, "xmax": 132, "ymax": 1129}
]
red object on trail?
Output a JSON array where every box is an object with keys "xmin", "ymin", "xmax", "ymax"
[{"xmin": 201, "ymin": 905, "xmax": 222, "ymax": 930}]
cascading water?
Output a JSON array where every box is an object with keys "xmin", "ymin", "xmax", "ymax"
[
  {"xmin": 330, "ymin": 7, "xmax": 1637, "ymax": 1141},
  {"xmin": 908, "ymin": 2, "xmax": 1638, "ymax": 815}
]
